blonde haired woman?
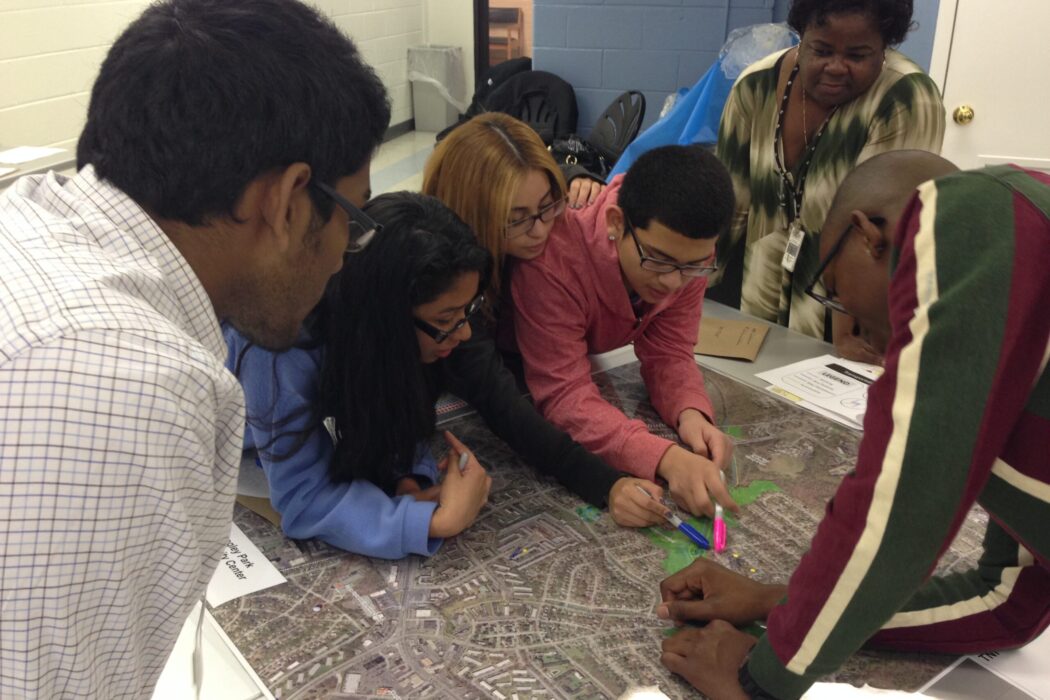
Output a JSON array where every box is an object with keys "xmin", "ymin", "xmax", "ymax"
[
  {"xmin": 424, "ymin": 112, "xmax": 570, "ymax": 302},
  {"xmin": 423, "ymin": 112, "xmax": 665, "ymax": 525}
]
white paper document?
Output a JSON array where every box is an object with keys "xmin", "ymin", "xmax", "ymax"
[
  {"xmin": 205, "ymin": 522, "xmax": 286, "ymax": 607},
  {"xmin": 804, "ymin": 683, "xmax": 933, "ymax": 698},
  {"xmin": 970, "ymin": 628, "xmax": 1050, "ymax": 698},
  {"xmin": 0, "ymin": 145, "xmax": 65, "ymax": 164},
  {"xmin": 152, "ymin": 601, "xmax": 274, "ymax": 700},
  {"xmin": 757, "ymin": 354, "xmax": 882, "ymax": 430}
]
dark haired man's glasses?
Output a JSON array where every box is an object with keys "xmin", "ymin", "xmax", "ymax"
[
  {"xmin": 414, "ymin": 294, "xmax": 485, "ymax": 344},
  {"xmin": 312, "ymin": 181, "xmax": 382, "ymax": 253},
  {"xmin": 805, "ymin": 217, "xmax": 886, "ymax": 315},
  {"xmin": 625, "ymin": 218, "xmax": 717, "ymax": 278},
  {"xmin": 505, "ymin": 198, "xmax": 566, "ymax": 239}
]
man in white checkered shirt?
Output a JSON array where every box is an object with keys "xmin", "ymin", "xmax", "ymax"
[{"xmin": 0, "ymin": 1, "xmax": 390, "ymax": 697}]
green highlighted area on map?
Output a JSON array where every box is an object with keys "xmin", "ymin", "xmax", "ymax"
[
  {"xmin": 575, "ymin": 505, "xmax": 602, "ymax": 522},
  {"xmin": 645, "ymin": 479, "xmax": 781, "ymax": 574}
]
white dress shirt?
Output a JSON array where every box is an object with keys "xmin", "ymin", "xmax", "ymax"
[{"xmin": 0, "ymin": 167, "xmax": 244, "ymax": 698}]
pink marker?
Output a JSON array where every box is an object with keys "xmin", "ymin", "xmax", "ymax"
[{"xmin": 713, "ymin": 471, "xmax": 727, "ymax": 553}]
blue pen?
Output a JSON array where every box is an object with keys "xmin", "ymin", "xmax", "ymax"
[{"xmin": 636, "ymin": 485, "xmax": 710, "ymax": 550}]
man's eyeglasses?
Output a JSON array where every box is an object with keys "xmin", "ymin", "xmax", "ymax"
[
  {"xmin": 625, "ymin": 218, "xmax": 718, "ymax": 278},
  {"xmin": 505, "ymin": 198, "xmax": 566, "ymax": 239},
  {"xmin": 805, "ymin": 217, "xmax": 885, "ymax": 315},
  {"xmin": 312, "ymin": 181, "xmax": 382, "ymax": 253},
  {"xmin": 414, "ymin": 294, "xmax": 485, "ymax": 344}
]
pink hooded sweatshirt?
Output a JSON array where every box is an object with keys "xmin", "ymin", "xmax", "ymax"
[{"xmin": 511, "ymin": 175, "xmax": 714, "ymax": 480}]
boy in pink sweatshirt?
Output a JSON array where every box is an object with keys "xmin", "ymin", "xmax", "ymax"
[{"xmin": 511, "ymin": 145, "xmax": 738, "ymax": 517}]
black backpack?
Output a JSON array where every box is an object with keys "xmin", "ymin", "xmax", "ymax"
[
  {"xmin": 436, "ymin": 57, "xmax": 533, "ymax": 142},
  {"xmin": 436, "ymin": 65, "xmax": 578, "ymax": 147},
  {"xmin": 482, "ymin": 70, "xmax": 577, "ymax": 145}
]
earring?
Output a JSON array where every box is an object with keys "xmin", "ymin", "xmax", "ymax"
[{"xmin": 608, "ymin": 234, "xmax": 616, "ymax": 241}]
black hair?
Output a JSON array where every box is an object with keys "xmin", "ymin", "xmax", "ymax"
[
  {"xmin": 76, "ymin": 0, "xmax": 391, "ymax": 225},
  {"xmin": 316, "ymin": 193, "xmax": 492, "ymax": 489},
  {"xmin": 618, "ymin": 144, "xmax": 734, "ymax": 240},
  {"xmin": 788, "ymin": 0, "xmax": 914, "ymax": 46}
]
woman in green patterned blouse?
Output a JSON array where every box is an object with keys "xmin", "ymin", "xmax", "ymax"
[{"xmin": 709, "ymin": 0, "xmax": 944, "ymax": 361}]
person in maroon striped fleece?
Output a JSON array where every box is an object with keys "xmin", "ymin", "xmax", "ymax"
[{"xmin": 655, "ymin": 150, "xmax": 1050, "ymax": 700}]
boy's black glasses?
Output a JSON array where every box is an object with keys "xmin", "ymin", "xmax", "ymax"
[
  {"xmin": 414, "ymin": 295, "xmax": 486, "ymax": 344},
  {"xmin": 625, "ymin": 218, "xmax": 718, "ymax": 277},
  {"xmin": 312, "ymin": 181, "xmax": 382, "ymax": 253},
  {"xmin": 805, "ymin": 217, "xmax": 886, "ymax": 315}
]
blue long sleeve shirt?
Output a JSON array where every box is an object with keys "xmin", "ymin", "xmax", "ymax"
[{"xmin": 224, "ymin": 326, "xmax": 442, "ymax": 559}]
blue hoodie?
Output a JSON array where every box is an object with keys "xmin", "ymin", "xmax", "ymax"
[{"xmin": 225, "ymin": 326, "xmax": 441, "ymax": 559}]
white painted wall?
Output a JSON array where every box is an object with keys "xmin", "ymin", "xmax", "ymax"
[
  {"xmin": 423, "ymin": 0, "xmax": 476, "ymax": 96},
  {"xmin": 0, "ymin": 0, "xmax": 153, "ymax": 152},
  {"xmin": 320, "ymin": 0, "xmax": 425, "ymax": 127},
  {"xmin": 0, "ymin": 0, "xmax": 425, "ymax": 155}
]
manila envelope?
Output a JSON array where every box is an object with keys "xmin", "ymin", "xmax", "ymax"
[{"xmin": 694, "ymin": 316, "xmax": 769, "ymax": 362}]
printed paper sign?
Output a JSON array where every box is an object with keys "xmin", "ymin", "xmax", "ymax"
[{"xmin": 206, "ymin": 523, "xmax": 287, "ymax": 607}]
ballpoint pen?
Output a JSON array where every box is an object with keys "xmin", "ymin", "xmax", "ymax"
[
  {"xmin": 635, "ymin": 485, "xmax": 710, "ymax": 550},
  {"xmin": 713, "ymin": 471, "xmax": 727, "ymax": 553}
]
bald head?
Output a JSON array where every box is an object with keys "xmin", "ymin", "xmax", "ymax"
[
  {"xmin": 816, "ymin": 151, "xmax": 958, "ymax": 356},
  {"xmin": 822, "ymin": 151, "xmax": 958, "ymax": 256}
]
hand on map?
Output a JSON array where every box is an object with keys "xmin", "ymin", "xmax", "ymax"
[
  {"xmin": 660, "ymin": 620, "xmax": 756, "ymax": 700},
  {"xmin": 658, "ymin": 411, "xmax": 738, "ymax": 517},
  {"xmin": 608, "ymin": 478, "xmax": 669, "ymax": 527},
  {"xmin": 566, "ymin": 176, "xmax": 605, "ymax": 209},
  {"xmin": 676, "ymin": 409, "xmax": 735, "ymax": 471},
  {"xmin": 428, "ymin": 431, "xmax": 492, "ymax": 538},
  {"xmin": 395, "ymin": 477, "xmax": 441, "ymax": 502},
  {"xmin": 657, "ymin": 558, "xmax": 786, "ymax": 626},
  {"xmin": 657, "ymin": 446, "xmax": 736, "ymax": 517}
]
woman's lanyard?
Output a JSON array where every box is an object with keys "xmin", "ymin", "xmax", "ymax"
[{"xmin": 773, "ymin": 59, "xmax": 837, "ymax": 272}]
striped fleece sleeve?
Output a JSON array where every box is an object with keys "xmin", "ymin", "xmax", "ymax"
[
  {"xmin": 869, "ymin": 519, "xmax": 1050, "ymax": 653},
  {"xmin": 744, "ymin": 169, "xmax": 1050, "ymax": 699}
]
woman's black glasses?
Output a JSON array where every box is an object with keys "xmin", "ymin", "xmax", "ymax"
[
  {"xmin": 505, "ymin": 198, "xmax": 566, "ymax": 239},
  {"xmin": 414, "ymin": 295, "xmax": 485, "ymax": 344}
]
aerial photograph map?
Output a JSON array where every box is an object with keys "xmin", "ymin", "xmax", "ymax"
[{"xmin": 211, "ymin": 362, "xmax": 988, "ymax": 699}]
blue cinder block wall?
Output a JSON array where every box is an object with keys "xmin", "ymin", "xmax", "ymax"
[{"xmin": 534, "ymin": 0, "xmax": 939, "ymax": 137}]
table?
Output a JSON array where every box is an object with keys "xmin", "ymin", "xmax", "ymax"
[
  {"xmin": 591, "ymin": 300, "xmax": 838, "ymax": 391},
  {"xmin": 208, "ymin": 325, "xmax": 986, "ymax": 698}
]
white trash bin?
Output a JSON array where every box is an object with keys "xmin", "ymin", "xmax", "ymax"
[{"xmin": 408, "ymin": 45, "xmax": 468, "ymax": 132}]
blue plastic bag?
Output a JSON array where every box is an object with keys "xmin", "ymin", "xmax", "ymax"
[{"xmin": 609, "ymin": 24, "xmax": 797, "ymax": 180}]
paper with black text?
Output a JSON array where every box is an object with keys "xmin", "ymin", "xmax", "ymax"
[
  {"xmin": 205, "ymin": 522, "xmax": 286, "ymax": 607},
  {"xmin": 758, "ymin": 354, "xmax": 882, "ymax": 429},
  {"xmin": 969, "ymin": 628, "xmax": 1050, "ymax": 699}
]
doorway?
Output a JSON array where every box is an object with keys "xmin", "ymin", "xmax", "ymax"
[{"xmin": 473, "ymin": 0, "xmax": 533, "ymax": 78}]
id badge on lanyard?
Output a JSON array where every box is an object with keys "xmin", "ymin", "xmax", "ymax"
[{"xmin": 781, "ymin": 219, "xmax": 805, "ymax": 273}]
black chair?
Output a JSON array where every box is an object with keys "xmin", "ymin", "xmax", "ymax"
[
  {"xmin": 586, "ymin": 91, "xmax": 646, "ymax": 166},
  {"xmin": 482, "ymin": 70, "xmax": 578, "ymax": 145}
]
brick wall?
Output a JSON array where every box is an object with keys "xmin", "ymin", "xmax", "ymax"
[
  {"xmin": 534, "ymin": 0, "xmax": 938, "ymax": 137},
  {"xmin": 321, "ymin": 0, "xmax": 424, "ymax": 128},
  {"xmin": 0, "ymin": 0, "xmax": 153, "ymax": 152},
  {"xmin": 0, "ymin": 0, "xmax": 422, "ymax": 154},
  {"xmin": 533, "ymin": 0, "xmax": 778, "ymax": 135}
]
